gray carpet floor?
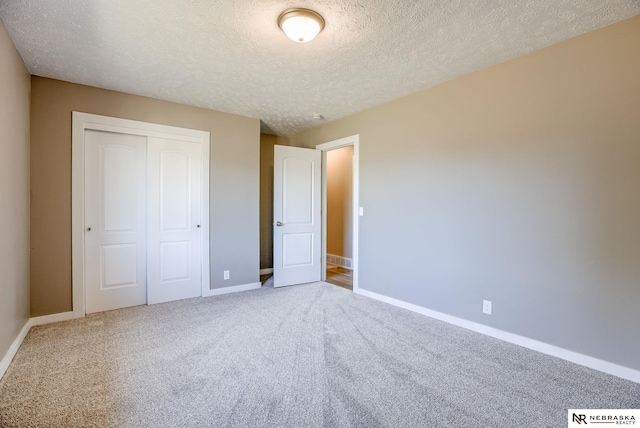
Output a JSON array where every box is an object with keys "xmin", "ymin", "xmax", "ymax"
[{"xmin": 1, "ymin": 281, "xmax": 638, "ymax": 427}]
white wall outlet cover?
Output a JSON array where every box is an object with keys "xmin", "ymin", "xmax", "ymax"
[
  {"xmin": 359, "ymin": 207, "xmax": 364, "ymax": 216},
  {"xmin": 223, "ymin": 270, "xmax": 230, "ymax": 280},
  {"xmin": 483, "ymin": 300, "xmax": 492, "ymax": 315}
]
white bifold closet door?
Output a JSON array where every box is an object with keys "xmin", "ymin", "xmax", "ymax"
[{"xmin": 84, "ymin": 130, "xmax": 203, "ymax": 314}]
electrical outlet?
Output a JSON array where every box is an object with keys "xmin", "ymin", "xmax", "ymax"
[
  {"xmin": 223, "ymin": 270, "xmax": 230, "ymax": 280},
  {"xmin": 483, "ymin": 300, "xmax": 492, "ymax": 315}
]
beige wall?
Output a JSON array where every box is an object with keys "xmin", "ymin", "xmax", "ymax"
[
  {"xmin": 259, "ymin": 134, "xmax": 290, "ymax": 270},
  {"xmin": 326, "ymin": 146, "xmax": 353, "ymax": 259},
  {"xmin": 31, "ymin": 77, "xmax": 260, "ymax": 316},
  {"xmin": 0, "ymin": 19, "xmax": 31, "ymax": 359},
  {"xmin": 291, "ymin": 16, "xmax": 640, "ymax": 370}
]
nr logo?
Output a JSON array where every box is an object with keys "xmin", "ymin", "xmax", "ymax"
[{"xmin": 573, "ymin": 413, "xmax": 588, "ymax": 424}]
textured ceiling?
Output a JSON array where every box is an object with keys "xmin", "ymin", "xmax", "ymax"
[{"xmin": 1, "ymin": 1, "xmax": 639, "ymax": 136}]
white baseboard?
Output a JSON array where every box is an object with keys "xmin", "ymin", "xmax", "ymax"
[
  {"xmin": 31, "ymin": 311, "xmax": 74, "ymax": 326},
  {"xmin": 0, "ymin": 311, "xmax": 75, "ymax": 380},
  {"xmin": 355, "ymin": 288, "xmax": 640, "ymax": 384},
  {"xmin": 0, "ymin": 319, "xmax": 31, "ymax": 380},
  {"xmin": 203, "ymin": 282, "xmax": 262, "ymax": 297},
  {"xmin": 260, "ymin": 268, "xmax": 273, "ymax": 275}
]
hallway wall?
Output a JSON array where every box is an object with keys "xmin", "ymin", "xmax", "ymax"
[{"xmin": 326, "ymin": 146, "xmax": 354, "ymax": 260}]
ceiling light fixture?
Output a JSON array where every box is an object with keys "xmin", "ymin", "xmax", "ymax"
[{"xmin": 278, "ymin": 8, "xmax": 325, "ymax": 43}]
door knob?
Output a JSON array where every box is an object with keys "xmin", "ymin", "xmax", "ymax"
[
  {"xmin": 86, "ymin": 227, "xmax": 92, "ymax": 232},
  {"xmin": 276, "ymin": 221, "xmax": 284, "ymax": 227}
]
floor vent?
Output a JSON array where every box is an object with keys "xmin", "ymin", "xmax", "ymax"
[{"xmin": 326, "ymin": 254, "xmax": 352, "ymax": 270}]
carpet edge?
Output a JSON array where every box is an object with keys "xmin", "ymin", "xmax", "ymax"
[{"xmin": 355, "ymin": 288, "xmax": 640, "ymax": 384}]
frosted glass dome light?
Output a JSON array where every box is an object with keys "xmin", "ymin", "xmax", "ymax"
[{"xmin": 278, "ymin": 8, "xmax": 325, "ymax": 43}]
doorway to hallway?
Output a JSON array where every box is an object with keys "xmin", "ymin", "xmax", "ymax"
[
  {"xmin": 324, "ymin": 145, "xmax": 354, "ymax": 291},
  {"xmin": 270, "ymin": 134, "xmax": 360, "ymax": 292}
]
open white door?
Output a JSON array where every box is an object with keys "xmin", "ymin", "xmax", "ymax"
[{"xmin": 273, "ymin": 145, "xmax": 321, "ymax": 287}]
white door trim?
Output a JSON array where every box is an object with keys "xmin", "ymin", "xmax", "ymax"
[
  {"xmin": 72, "ymin": 112, "xmax": 211, "ymax": 318},
  {"xmin": 316, "ymin": 135, "xmax": 360, "ymax": 292}
]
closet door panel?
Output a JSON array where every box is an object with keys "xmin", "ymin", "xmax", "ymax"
[
  {"xmin": 84, "ymin": 130, "xmax": 147, "ymax": 314},
  {"xmin": 147, "ymin": 137, "xmax": 202, "ymax": 304}
]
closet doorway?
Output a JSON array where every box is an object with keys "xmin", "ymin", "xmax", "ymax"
[{"xmin": 72, "ymin": 112, "xmax": 211, "ymax": 316}]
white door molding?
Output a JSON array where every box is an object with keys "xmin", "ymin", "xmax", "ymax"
[
  {"xmin": 316, "ymin": 135, "xmax": 360, "ymax": 292},
  {"xmin": 72, "ymin": 112, "xmax": 210, "ymax": 318}
]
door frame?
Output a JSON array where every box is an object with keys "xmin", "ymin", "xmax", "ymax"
[
  {"xmin": 71, "ymin": 112, "xmax": 211, "ymax": 318},
  {"xmin": 316, "ymin": 135, "xmax": 359, "ymax": 292}
]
